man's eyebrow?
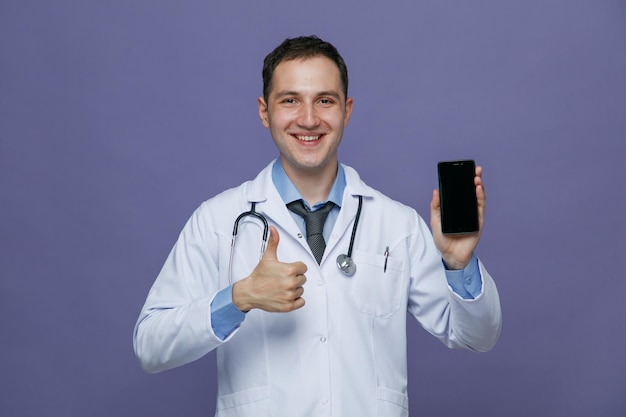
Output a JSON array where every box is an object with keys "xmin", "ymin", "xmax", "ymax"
[
  {"xmin": 317, "ymin": 90, "xmax": 342, "ymax": 100},
  {"xmin": 273, "ymin": 90, "xmax": 299, "ymax": 99},
  {"xmin": 273, "ymin": 90, "xmax": 343, "ymax": 100}
]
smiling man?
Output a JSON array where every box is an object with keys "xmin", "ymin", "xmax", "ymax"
[{"xmin": 134, "ymin": 36, "xmax": 502, "ymax": 417}]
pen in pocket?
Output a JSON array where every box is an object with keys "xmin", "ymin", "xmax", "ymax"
[{"xmin": 383, "ymin": 246, "xmax": 389, "ymax": 273}]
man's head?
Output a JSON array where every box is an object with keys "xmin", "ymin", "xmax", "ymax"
[
  {"xmin": 262, "ymin": 35, "xmax": 349, "ymax": 103},
  {"xmin": 257, "ymin": 36, "xmax": 353, "ymax": 182}
]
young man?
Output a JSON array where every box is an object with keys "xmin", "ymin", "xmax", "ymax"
[{"xmin": 134, "ymin": 36, "xmax": 501, "ymax": 417}]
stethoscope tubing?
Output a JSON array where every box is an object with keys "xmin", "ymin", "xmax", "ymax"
[
  {"xmin": 229, "ymin": 202, "xmax": 269, "ymax": 285},
  {"xmin": 228, "ymin": 196, "xmax": 363, "ymax": 284},
  {"xmin": 232, "ymin": 202, "xmax": 269, "ymax": 242},
  {"xmin": 345, "ymin": 195, "xmax": 363, "ymax": 259}
]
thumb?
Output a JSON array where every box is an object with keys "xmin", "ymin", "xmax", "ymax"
[
  {"xmin": 430, "ymin": 189, "xmax": 442, "ymax": 230},
  {"xmin": 262, "ymin": 225, "xmax": 280, "ymax": 261},
  {"xmin": 431, "ymin": 189, "xmax": 441, "ymax": 212}
]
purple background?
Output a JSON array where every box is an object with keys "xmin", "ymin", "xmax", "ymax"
[{"xmin": 1, "ymin": 1, "xmax": 625, "ymax": 415}]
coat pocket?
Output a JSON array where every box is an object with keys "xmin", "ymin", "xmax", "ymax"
[
  {"xmin": 351, "ymin": 250, "xmax": 404, "ymax": 317},
  {"xmin": 216, "ymin": 385, "xmax": 270, "ymax": 416},
  {"xmin": 377, "ymin": 386, "xmax": 409, "ymax": 416}
]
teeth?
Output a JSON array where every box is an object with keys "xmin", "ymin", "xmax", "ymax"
[{"xmin": 295, "ymin": 135, "xmax": 320, "ymax": 141}]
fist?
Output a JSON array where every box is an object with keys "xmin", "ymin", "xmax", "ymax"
[{"xmin": 232, "ymin": 226, "xmax": 308, "ymax": 313}]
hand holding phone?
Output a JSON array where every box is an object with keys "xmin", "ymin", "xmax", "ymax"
[{"xmin": 437, "ymin": 160, "xmax": 479, "ymax": 234}]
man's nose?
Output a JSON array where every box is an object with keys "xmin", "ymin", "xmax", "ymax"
[{"xmin": 297, "ymin": 103, "xmax": 320, "ymax": 128}]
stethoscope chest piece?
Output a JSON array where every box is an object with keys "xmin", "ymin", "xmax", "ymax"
[
  {"xmin": 334, "ymin": 195, "xmax": 363, "ymax": 276},
  {"xmin": 336, "ymin": 254, "xmax": 356, "ymax": 276}
]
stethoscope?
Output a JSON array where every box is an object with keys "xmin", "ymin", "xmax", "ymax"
[{"xmin": 228, "ymin": 196, "xmax": 363, "ymax": 284}]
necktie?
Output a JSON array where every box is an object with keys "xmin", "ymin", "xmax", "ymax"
[{"xmin": 287, "ymin": 200, "xmax": 335, "ymax": 264}]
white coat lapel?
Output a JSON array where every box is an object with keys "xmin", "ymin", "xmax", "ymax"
[
  {"xmin": 244, "ymin": 161, "xmax": 304, "ymax": 244},
  {"xmin": 324, "ymin": 165, "xmax": 374, "ymax": 258}
]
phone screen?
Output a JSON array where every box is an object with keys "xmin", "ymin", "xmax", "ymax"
[{"xmin": 437, "ymin": 160, "xmax": 479, "ymax": 234}]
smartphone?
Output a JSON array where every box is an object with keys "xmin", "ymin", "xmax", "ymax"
[{"xmin": 437, "ymin": 160, "xmax": 479, "ymax": 234}]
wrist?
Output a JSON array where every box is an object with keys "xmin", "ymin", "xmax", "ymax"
[
  {"xmin": 232, "ymin": 280, "xmax": 252, "ymax": 313},
  {"xmin": 442, "ymin": 255, "xmax": 471, "ymax": 271}
]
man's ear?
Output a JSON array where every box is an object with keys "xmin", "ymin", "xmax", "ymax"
[
  {"xmin": 344, "ymin": 97, "xmax": 354, "ymax": 125},
  {"xmin": 258, "ymin": 96, "xmax": 270, "ymax": 128}
]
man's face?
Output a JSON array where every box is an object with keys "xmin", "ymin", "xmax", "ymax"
[{"xmin": 258, "ymin": 56, "xmax": 353, "ymax": 178}]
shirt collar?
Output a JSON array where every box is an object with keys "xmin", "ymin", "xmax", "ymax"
[{"xmin": 272, "ymin": 159, "xmax": 345, "ymax": 210}]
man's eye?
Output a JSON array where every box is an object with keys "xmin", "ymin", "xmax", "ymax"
[
  {"xmin": 319, "ymin": 98, "xmax": 333, "ymax": 105},
  {"xmin": 283, "ymin": 98, "xmax": 296, "ymax": 104}
]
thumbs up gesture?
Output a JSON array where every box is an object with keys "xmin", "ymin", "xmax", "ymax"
[{"xmin": 232, "ymin": 226, "xmax": 308, "ymax": 313}]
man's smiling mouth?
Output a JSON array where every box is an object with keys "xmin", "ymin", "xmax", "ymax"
[{"xmin": 294, "ymin": 134, "xmax": 321, "ymax": 142}]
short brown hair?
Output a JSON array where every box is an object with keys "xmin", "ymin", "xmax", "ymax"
[{"xmin": 262, "ymin": 35, "xmax": 349, "ymax": 102}]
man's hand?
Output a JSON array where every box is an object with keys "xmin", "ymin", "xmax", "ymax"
[
  {"xmin": 430, "ymin": 165, "xmax": 486, "ymax": 270},
  {"xmin": 232, "ymin": 225, "xmax": 308, "ymax": 312}
]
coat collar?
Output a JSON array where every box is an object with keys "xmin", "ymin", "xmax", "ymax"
[
  {"xmin": 242, "ymin": 161, "xmax": 374, "ymax": 264},
  {"xmin": 243, "ymin": 160, "xmax": 374, "ymax": 204}
]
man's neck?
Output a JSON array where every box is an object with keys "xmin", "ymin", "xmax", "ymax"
[{"xmin": 281, "ymin": 160, "xmax": 338, "ymax": 207}]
